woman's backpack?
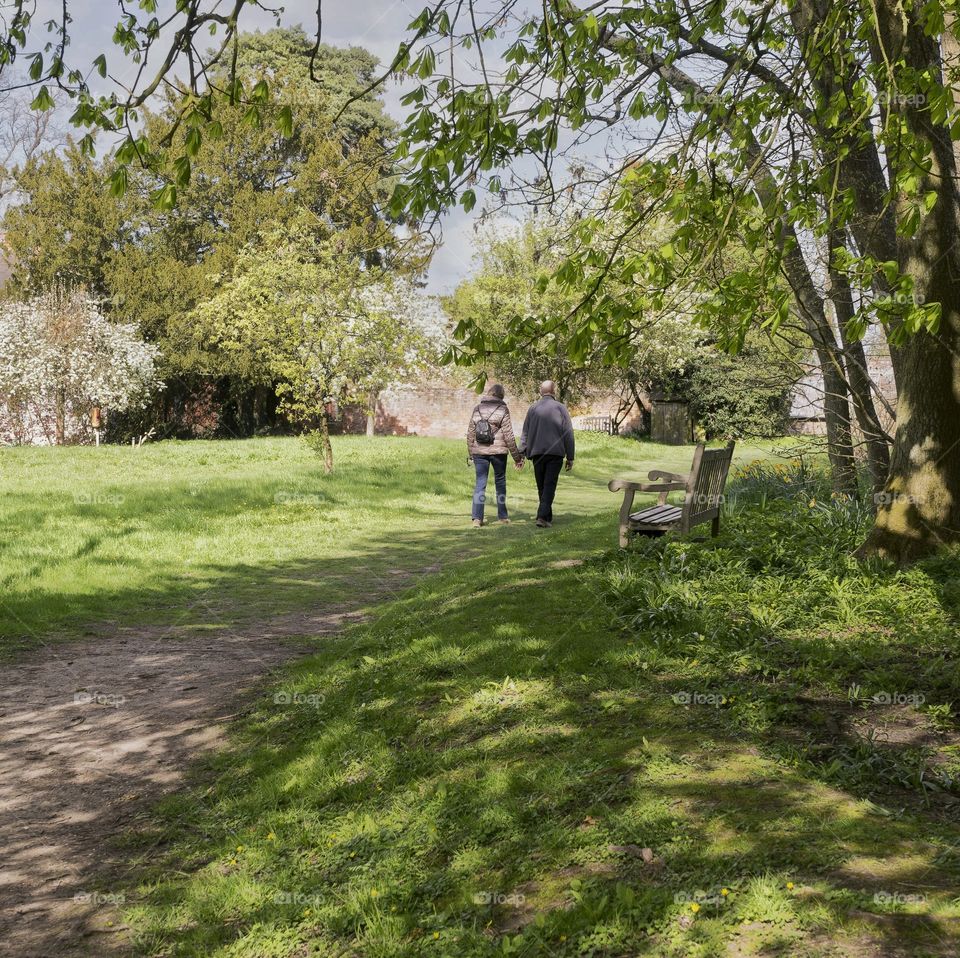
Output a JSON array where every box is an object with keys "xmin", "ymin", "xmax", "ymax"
[{"xmin": 474, "ymin": 403, "xmax": 502, "ymax": 445}]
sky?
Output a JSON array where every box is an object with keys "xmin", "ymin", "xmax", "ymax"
[{"xmin": 35, "ymin": 0, "xmax": 485, "ymax": 294}]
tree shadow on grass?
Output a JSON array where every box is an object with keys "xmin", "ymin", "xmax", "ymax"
[{"xmin": 111, "ymin": 525, "xmax": 960, "ymax": 957}]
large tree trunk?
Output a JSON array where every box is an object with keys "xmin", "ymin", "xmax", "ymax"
[
  {"xmin": 753, "ymin": 186, "xmax": 859, "ymax": 496},
  {"xmin": 789, "ymin": 0, "xmax": 960, "ymax": 559},
  {"xmin": 861, "ymin": 330, "xmax": 960, "ymax": 560},
  {"xmin": 826, "ymin": 232, "xmax": 891, "ymax": 498},
  {"xmin": 857, "ymin": 0, "xmax": 960, "ymax": 560}
]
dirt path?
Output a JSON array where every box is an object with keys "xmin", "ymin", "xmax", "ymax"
[{"xmin": 0, "ymin": 600, "xmax": 385, "ymax": 958}]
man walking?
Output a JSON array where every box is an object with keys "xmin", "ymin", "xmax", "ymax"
[{"xmin": 519, "ymin": 381, "xmax": 575, "ymax": 527}]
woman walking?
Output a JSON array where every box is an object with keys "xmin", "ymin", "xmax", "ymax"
[{"xmin": 466, "ymin": 383, "xmax": 524, "ymax": 527}]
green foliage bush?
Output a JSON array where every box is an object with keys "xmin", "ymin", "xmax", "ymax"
[
  {"xmin": 687, "ymin": 347, "xmax": 794, "ymax": 438},
  {"xmin": 657, "ymin": 344, "xmax": 796, "ymax": 439}
]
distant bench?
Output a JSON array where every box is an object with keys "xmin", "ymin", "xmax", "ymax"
[{"xmin": 608, "ymin": 442, "xmax": 735, "ymax": 547}]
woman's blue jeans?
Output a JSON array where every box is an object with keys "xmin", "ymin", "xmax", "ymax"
[{"xmin": 472, "ymin": 454, "xmax": 509, "ymax": 521}]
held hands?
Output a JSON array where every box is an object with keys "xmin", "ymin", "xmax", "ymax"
[{"xmin": 514, "ymin": 458, "xmax": 525, "ymax": 472}]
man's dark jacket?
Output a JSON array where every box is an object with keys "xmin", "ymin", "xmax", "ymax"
[{"xmin": 520, "ymin": 396, "xmax": 576, "ymax": 461}]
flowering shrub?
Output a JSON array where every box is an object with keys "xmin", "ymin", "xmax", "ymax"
[{"xmin": 0, "ymin": 287, "xmax": 163, "ymax": 444}]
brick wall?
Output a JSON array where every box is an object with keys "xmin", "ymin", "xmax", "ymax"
[
  {"xmin": 333, "ymin": 383, "xmax": 485, "ymax": 439},
  {"xmin": 334, "ymin": 384, "xmax": 644, "ymax": 439},
  {"xmin": 376, "ymin": 383, "xmax": 481, "ymax": 438}
]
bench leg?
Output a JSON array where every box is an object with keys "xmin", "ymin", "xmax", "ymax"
[
  {"xmin": 618, "ymin": 489, "xmax": 636, "ymax": 548},
  {"xmin": 711, "ymin": 516, "xmax": 720, "ymax": 537}
]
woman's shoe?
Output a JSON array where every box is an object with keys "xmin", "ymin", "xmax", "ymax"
[
  {"xmin": 472, "ymin": 519, "xmax": 484, "ymax": 528},
  {"xmin": 498, "ymin": 518, "xmax": 511, "ymax": 524}
]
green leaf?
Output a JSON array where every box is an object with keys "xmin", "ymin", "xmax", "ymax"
[
  {"xmin": 30, "ymin": 86, "xmax": 55, "ymax": 111},
  {"xmin": 173, "ymin": 155, "xmax": 192, "ymax": 186},
  {"xmin": 109, "ymin": 165, "xmax": 128, "ymax": 198},
  {"xmin": 276, "ymin": 105, "xmax": 294, "ymax": 138},
  {"xmin": 184, "ymin": 126, "xmax": 202, "ymax": 158},
  {"xmin": 115, "ymin": 137, "xmax": 140, "ymax": 164},
  {"xmin": 93, "ymin": 54, "xmax": 107, "ymax": 78},
  {"xmin": 152, "ymin": 183, "xmax": 178, "ymax": 211},
  {"xmin": 461, "ymin": 188, "xmax": 477, "ymax": 213}
]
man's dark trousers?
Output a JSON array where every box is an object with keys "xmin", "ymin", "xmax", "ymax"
[{"xmin": 532, "ymin": 454, "xmax": 564, "ymax": 522}]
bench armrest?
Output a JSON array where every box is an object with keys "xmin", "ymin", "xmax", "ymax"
[
  {"xmin": 647, "ymin": 469, "xmax": 688, "ymax": 483},
  {"xmin": 607, "ymin": 479, "xmax": 687, "ymax": 494}
]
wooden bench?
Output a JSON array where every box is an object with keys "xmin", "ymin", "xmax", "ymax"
[{"xmin": 608, "ymin": 442, "xmax": 736, "ymax": 547}]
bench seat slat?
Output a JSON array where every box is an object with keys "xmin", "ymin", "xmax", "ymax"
[{"xmin": 629, "ymin": 504, "xmax": 682, "ymax": 525}]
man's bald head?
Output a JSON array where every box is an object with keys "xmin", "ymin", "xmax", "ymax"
[{"xmin": 539, "ymin": 380, "xmax": 557, "ymax": 397}]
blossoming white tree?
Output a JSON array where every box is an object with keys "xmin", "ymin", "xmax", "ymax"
[{"xmin": 0, "ymin": 288, "xmax": 162, "ymax": 444}]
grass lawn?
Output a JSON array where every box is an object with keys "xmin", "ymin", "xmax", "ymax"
[
  {"xmin": 5, "ymin": 435, "xmax": 959, "ymax": 956},
  {"xmin": 0, "ymin": 433, "xmax": 770, "ymax": 656}
]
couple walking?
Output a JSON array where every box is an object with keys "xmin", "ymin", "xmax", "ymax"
[{"xmin": 466, "ymin": 381, "xmax": 575, "ymax": 528}]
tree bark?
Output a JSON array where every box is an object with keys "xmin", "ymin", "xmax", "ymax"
[
  {"xmin": 856, "ymin": 0, "xmax": 960, "ymax": 560},
  {"xmin": 366, "ymin": 390, "xmax": 378, "ymax": 437},
  {"xmin": 55, "ymin": 387, "xmax": 66, "ymax": 445},
  {"xmin": 825, "ymin": 232, "xmax": 891, "ymax": 498},
  {"xmin": 319, "ymin": 411, "xmax": 333, "ymax": 474},
  {"xmin": 786, "ymin": 0, "xmax": 960, "ymax": 559}
]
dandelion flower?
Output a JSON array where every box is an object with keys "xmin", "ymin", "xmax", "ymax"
[
  {"xmin": 690, "ymin": 902, "xmax": 700, "ymax": 913},
  {"xmin": 786, "ymin": 881, "xmax": 795, "ymax": 890}
]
